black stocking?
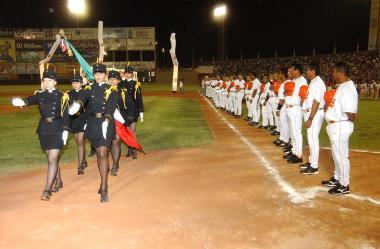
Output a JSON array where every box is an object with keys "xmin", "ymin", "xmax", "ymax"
[
  {"xmin": 75, "ymin": 132, "xmax": 87, "ymax": 168},
  {"xmin": 111, "ymin": 135, "xmax": 121, "ymax": 169},
  {"xmin": 44, "ymin": 149, "xmax": 60, "ymax": 191},
  {"xmin": 96, "ymin": 146, "xmax": 109, "ymax": 191}
]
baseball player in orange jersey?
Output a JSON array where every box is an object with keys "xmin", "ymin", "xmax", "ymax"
[
  {"xmin": 322, "ymin": 62, "xmax": 358, "ymax": 195},
  {"xmin": 300, "ymin": 63, "xmax": 326, "ymax": 175},
  {"xmin": 283, "ymin": 64, "xmax": 307, "ymax": 164}
]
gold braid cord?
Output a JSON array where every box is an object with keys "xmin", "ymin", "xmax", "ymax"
[
  {"xmin": 105, "ymin": 85, "xmax": 118, "ymax": 101},
  {"xmin": 134, "ymin": 82, "xmax": 141, "ymax": 99},
  {"xmin": 61, "ymin": 92, "xmax": 70, "ymax": 117}
]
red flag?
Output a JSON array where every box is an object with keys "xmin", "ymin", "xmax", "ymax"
[{"xmin": 115, "ymin": 120, "xmax": 145, "ymax": 154}]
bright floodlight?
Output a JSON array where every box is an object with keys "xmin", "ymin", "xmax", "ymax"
[
  {"xmin": 214, "ymin": 5, "xmax": 227, "ymax": 17},
  {"xmin": 68, "ymin": 0, "xmax": 85, "ymax": 15}
]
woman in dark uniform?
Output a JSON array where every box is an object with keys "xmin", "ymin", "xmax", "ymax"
[
  {"xmin": 108, "ymin": 70, "xmax": 135, "ymax": 176},
  {"xmin": 12, "ymin": 70, "xmax": 70, "ymax": 201},
  {"xmin": 123, "ymin": 66, "xmax": 144, "ymax": 159},
  {"xmin": 69, "ymin": 63, "xmax": 118, "ymax": 202},
  {"xmin": 68, "ymin": 74, "xmax": 88, "ymax": 175}
]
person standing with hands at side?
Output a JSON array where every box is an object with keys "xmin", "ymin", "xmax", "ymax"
[
  {"xmin": 300, "ymin": 63, "xmax": 326, "ymax": 175},
  {"xmin": 322, "ymin": 62, "xmax": 358, "ymax": 195}
]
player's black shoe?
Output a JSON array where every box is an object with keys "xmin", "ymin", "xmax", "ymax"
[
  {"xmin": 328, "ymin": 184, "xmax": 350, "ymax": 195},
  {"xmin": 321, "ymin": 177, "xmax": 339, "ymax": 187},
  {"xmin": 300, "ymin": 165, "xmax": 319, "ymax": 175}
]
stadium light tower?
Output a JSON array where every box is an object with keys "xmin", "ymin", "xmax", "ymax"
[
  {"xmin": 68, "ymin": 0, "xmax": 86, "ymax": 28},
  {"xmin": 213, "ymin": 4, "xmax": 227, "ymax": 61}
]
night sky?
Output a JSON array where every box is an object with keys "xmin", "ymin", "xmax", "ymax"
[{"xmin": 0, "ymin": 0, "xmax": 372, "ymax": 67}]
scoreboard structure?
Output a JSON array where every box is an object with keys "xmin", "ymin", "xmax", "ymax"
[{"xmin": 0, "ymin": 27, "xmax": 156, "ymax": 80}]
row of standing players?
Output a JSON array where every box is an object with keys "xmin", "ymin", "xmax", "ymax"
[
  {"xmin": 203, "ymin": 62, "xmax": 358, "ymax": 196},
  {"xmin": 12, "ymin": 63, "xmax": 144, "ymax": 202}
]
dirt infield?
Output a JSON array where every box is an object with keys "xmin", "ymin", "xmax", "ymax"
[{"xmin": 0, "ymin": 95, "xmax": 379, "ymax": 249}]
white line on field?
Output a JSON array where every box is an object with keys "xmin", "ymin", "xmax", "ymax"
[
  {"xmin": 204, "ymin": 98, "xmax": 380, "ymax": 207},
  {"xmin": 320, "ymin": 146, "xmax": 380, "ymax": 155}
]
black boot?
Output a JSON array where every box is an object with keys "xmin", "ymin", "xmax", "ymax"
[
  {"xmin": 51, "ymin": 180, "xmax": 63, "ymax": 193},
  {"xmin": 110, "ymin": 165, "xmax": 118, "ymax": 176},
  {"xmin": 132, "ymin": 149, "xmax": 137, "ymax": 159},
  {"xmin": 40, "ymin": 190, "xmax": 52, "ymax": 201}
]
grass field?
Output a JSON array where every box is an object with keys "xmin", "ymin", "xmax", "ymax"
[
  {"xmin": 0, "ymin": 82, "xmax": 211, "ymax": 175},
  {"xmin": 1, "ymin": 82, "xmax": 379, "ymax": 175}
]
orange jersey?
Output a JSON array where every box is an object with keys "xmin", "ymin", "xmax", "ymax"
[
  {"xmin": 284, "ymin": 81, "xmax": 295, "ymax": 96},
  {"xmin": 273, "ymin": 81, "xmax": 281, "ymax": 95},
  {"xmin": 260, "ymin": 83, "xmax": 265, "ymax": 93},
  {"xmin": 244, "ymin": 81, "xmax": 253, "ymax": 90},
  {"xmin": 299, "ymin": 85, "xmax": 308, "ymax": 104},
  {"xmin": 324, "ymin": 89, "xmax": 336, "ymax": 107}
]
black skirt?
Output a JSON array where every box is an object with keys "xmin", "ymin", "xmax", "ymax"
[
  {"xmin": 38, "ymin": 134, "xmax": 64, "ymax": 150},
  {"xmin": 70, "ymin": 115, "xmax": 87, "ymax": 134}
]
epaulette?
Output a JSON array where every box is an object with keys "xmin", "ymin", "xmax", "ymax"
[
  {"xmin": 105, "ymin": 85, "xmax": 118, "ymax": 101},
  {"xmin": 134, "ymin": 82, "xmax": 141, "ymax": 99},
  {"xmin": 84, "ymin": 85, "xmax": 92, "ymax": 90},
  {"xmin": 34, "ymin": 90, "xmax": 44, "ymax": 95}
]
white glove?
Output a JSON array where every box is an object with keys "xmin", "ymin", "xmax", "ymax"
[
  {"xmin": 114, "ymin": 109, "xmax": 125, "ymax": 124},
  {"xmin": 83, "ymin": 123, "xmax": 87, "ymax": 130},
  {"xmin": 102, "ymin": 121, "xmax": 108, "ymax": 139},
  {"xmin": 139, "ymin": 112, "xmax": 144, "ymax": 123},
  {"xmin": 69, "ymin": 102, "xmax": 81, "ymax": 115},
  {"xmin": 12, "ymin": 98, "xmax": 26, "ymax": 107},
  {"xmin": 62, "ymin": 130, "xmax": 69, "ymax": 145}
]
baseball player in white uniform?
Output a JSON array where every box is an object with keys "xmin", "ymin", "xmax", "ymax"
[
  {"xmin": 274, "ymin": 68, "xmax": 291, "ymax": 147},
  {"xmin": 284, "ymin": 64, "xmax": 307, "ymax": 164},
  {"xmin": 249, "ymin": 73, "xmax": 261, "ymax": 126},
  {"xmin": 227, "ymin": 75, "xmax": 236, "ymax": 114},
  {"xmin": 214, "ymin": 75, "xmax": 223, "ymax": 108},
  {"xmin": 322, "ymin": 62, "xmax": 358, "ymax": 195},
  {"xmin": 244, "ymin": 75, "xmax": 254, "ymax": 121},
  {"xmin": 234, "ymin": 74, "xmax": 245, "ymax": 119},
  {"xmin": 300, "ymin": 63, "xmax": 326, "ymax": 175},
  {"xmin": 220, "ymin": 76, "xmax": 229, "ymax": 110},
  {"xmin": 210, "ymin": 76, "xmax": 218, "ymax": 105},
  {"xmin": 259, "ymin": 75, "xmax": 270, "ymax": 129}
]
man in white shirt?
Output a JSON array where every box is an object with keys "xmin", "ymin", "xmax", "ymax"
[
  {"xmin": 300, "ymin": 63, "xmax": 326, "ymax": 175},
  {"xmin": 220, "ymin": 76, "xmax": 229, "ymax": 110},
  {"xmin": 283, "ymin": 63, "xmax": 308, "ymax": 163},
  {"xmin": 234, "ymin": 74, "xmax": 245, "ymax": 119},
  {"xmin": 244, "ymin": 75, "xmax": 254, "ymax": 122},
  {"xmin": 210, "ymin": 76, "xmax": 218, "ymax": 105},
  {"xmin": 259, "ymin": 75, "xmax": 270, "ymax": 129},
  {"xmin": 214, "ymin": 75, "xmax": 223, "ymax": 108},
  {"xmin": 249, "ymin": 72, "xmax": 262, "ymax": 126},
  {"xmin": 227, "ymin": 75, "xmax": 236, "ymax": 114},
  {"xmin": 274, "ymin": 68, "xmax": 290, "ymax": 147},
  {"xmin": 322, "ymin": 62, "xmax": 358, "ymax": 195}
]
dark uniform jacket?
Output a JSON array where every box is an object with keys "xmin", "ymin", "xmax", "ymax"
[
  {"xmin": 78, "ymin": 83, "xmax": 118, "ymax": 140},
  {"xmin": 120, "ymin": 79, "xmax": 144, "ymax": 122},
  {"xmin": 116, "ymin": 83, "xmax": 135, "ymax": 125},
  {"xmin": 24, "ymin": 89, "xmax": 70, "ymax": 135},
  {"xmin": 67, "ymin": 89, "xmax": 87, "ymax": 133}
]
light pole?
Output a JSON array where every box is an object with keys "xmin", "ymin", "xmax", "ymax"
[
  {"xmin": 213, "ymin": 5, "xmax": 227, "ymax": 61},
  {"xmin": 68, "ymin": 0, "xmax": 85, "ymax": 28}
]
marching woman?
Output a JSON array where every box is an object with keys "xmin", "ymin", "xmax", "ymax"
[
  {"xmin": 68, "ymin": 74, "xmax": 88, "ymax": 175},
  {"xmin": 69, "ymin": 63, "xmax": 118, "ymax": 202},
  {"xmin": 12, "ymin": 70, "xmax": 70, "ymax": 201},
  {"xmin": 108, "ymin": 70, "xmax": 136, "ymax": 176}
]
